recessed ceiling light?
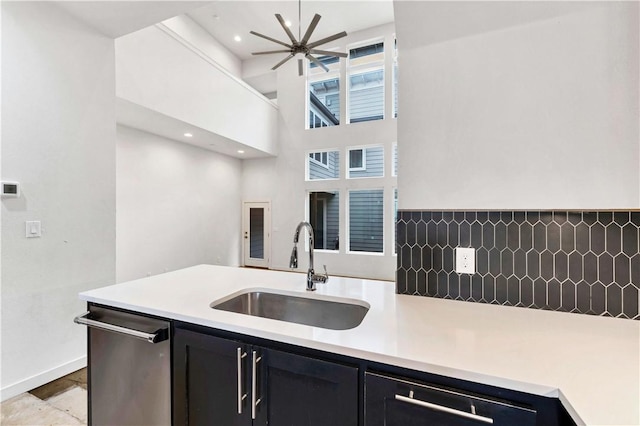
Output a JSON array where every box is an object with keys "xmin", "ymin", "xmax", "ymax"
[
  {"xmin": 285, "ymin": 20, "xmax": 292, "ymax": 27},
  {"xmin": 234, "ymin": 35, "xmax": 242, "ymax": 42},
  {"xmin": 184, "ymin": 132, "xmax": 193, "ymax": 137},
  {"xmin": 237, "ymin": 150, "xmax": 245, "ymax": 154}
]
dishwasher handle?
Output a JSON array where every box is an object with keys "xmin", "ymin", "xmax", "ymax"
[{"xmin": 74, "ymin": 311, "xmax": 169, "ymax": 344}]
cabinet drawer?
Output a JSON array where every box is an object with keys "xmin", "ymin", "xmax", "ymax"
[{"xmin": 365, "ymin": 372, "xmax": 536, "ymax": 426}]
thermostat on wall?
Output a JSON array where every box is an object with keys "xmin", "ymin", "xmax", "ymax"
[{"xmin": 1, "ymin": 181, "xmax": 20, "ymax": 198}]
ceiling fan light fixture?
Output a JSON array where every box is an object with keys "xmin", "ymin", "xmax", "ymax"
[{"xmin": 249, "ymin": 1, "xmax": 348, "ymax": 76}]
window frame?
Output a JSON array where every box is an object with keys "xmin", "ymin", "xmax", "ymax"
[
  {"xmin": 309, "ymin": 152, "xmax": 330, "ymax": 169},
  {"xmin": 346, "ymin": 188, "xmax": 386, "ymax": 255},
  {"xmin": 307, "ymin": 54, "xmax": 342, "ymax": 130},
  {"xmin": 392, "ymin": 36, "xmax": 398, "ymax": 119},
  {"xmin": 348, "ymin": 148, "xmax": 366, "ymax": 172},
  {"xmin": 347, "ymin": 39, "xmax": 386, "ymax": 124},
  {"xmin": 307, "ymin": 190, "xmax": 341, "ymax": 253},
  {"xmin": 306, "ymin": 149, "xmax": 340, "ymax": 182}
]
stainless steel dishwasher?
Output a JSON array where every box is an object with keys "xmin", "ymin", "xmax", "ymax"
[{"xmin": 74, "ymin": 305, "xmax": 171, "ymax": 425}]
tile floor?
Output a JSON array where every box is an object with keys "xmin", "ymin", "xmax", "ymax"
[{"xmin": 1, "ymin": 369, "xmax": 87, "ymax": 425}]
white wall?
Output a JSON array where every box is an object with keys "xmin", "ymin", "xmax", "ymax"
[
  {"xmin": 160, "ymin": 15, "xmax": 242, "ymax": 78},
  {"xmin": 116, "ymin": 125, "xmax": 242, "ymax": 282},
  {"xmin": 1, "ymin": 2, "xmax": 115, "ymax": 400},
  {"xmin": 116, "ymin": 24, "xmax": 278, "ymax": 156},
  {"xmin": 395, "ymin": 1, "xmax": 640, "ymax": 210},
  {"xmin": 242, "ymin": 23, "xmax": 398, "ymax": 281}
]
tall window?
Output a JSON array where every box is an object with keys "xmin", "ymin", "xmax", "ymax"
[
  {"xmin": 308, "ymin": 56, "xmax": 340, "ymax": 128},
  {"xmin": 393, "ymin": 38, "xmax": 398, "ymax": 118},
  {"xmin": 394, "ymin": 189, "xmax": 398, "ymax": 254},
  {"xmin": 349, "ymin": 189, "xmax": 384, "ymax": 253},
  {"xmin": 309, "ymin": 191, "xmax": 340, "ymax": 251},
  {"xmin": 304, "ymin": 145, "xmax": 395, "ymax": 256},
  {"xmin": 348, "ymin": 42, "xmax": 384, "ymax": 123}
]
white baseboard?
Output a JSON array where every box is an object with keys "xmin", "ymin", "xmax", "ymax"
[{"xmin": 0, "ymin": 356, "xmax": 87, "ymax": 402}]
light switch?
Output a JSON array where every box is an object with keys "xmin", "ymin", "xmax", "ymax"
[{"xmin": 26, "ymin": 221, "xmax": 41, "ymax": 238}]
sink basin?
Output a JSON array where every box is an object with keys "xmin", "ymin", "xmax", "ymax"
[{"xmin": 210, "ymin": 288, "xmax": 369, "ymax": 330}]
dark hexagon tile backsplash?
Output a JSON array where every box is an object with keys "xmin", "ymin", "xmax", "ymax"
[{"xmin": 396, "ymin": 211, "xmax": 640, "ymax": 320}]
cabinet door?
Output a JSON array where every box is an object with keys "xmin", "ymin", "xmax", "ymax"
[
  {"xmin": 365, "ymin": 372, "xmax": 537, "ymax": 426},
  {"xmin": 254, "ymin": 347, "xmax": 359, "ymax": 426},
  {"xmin": 173, "ymin": 328, "xmax": 251, "ymax": 426}
]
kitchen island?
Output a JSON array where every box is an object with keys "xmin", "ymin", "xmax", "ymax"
[{"xmin": 79, "ymin": 265, "xmax": 640, "ymax": 425}]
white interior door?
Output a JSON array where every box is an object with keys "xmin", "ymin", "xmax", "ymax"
[{"xmin": 243, "ymin": 202, "xmax": 270, "ymax": 268}]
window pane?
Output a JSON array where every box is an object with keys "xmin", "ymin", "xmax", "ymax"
[
  {"xmin": 393, "ymin": 38, "xmax": 398, "ymax": 118},
  {"xmin": 349, "ymin": 42, "xmax": 384, "ymax": 66},
  {"xmin": 349, "ymin": 69, "xmax": 384, "ymax": 123},
  {"xmin": 348, "ymin": 41, "xmax": 384, "ymax": 123},
  {"xmin": 309, "ymin": 191, "xmax": 340, "ymax": 251},
  {"xmin": 309, "ymin": 78, "xmax": 340, "ymax": 127},
  {"xmin": 394, "ymin": 189, "xmax": 398, "ymax": 254},
  {"xmin": 393, "ymin": 60, "xmax": 398, "ymax": 118},
  {"xmin": 349, "ymin": 149, "xmax": 363, "ymax": 170},
  {"xmin": 348, "ymin": 146, "xmax": 384, "ymax": 178},
  {"xmin": 249, "ymin": 208, "xmax": 264, "ymax": 259},
  {"xmin": 308, "ymin": 150, "xmax": 340, "ymax": 180},
  {"xmin": 349, "ymin": 189, "xmax": 384, "ymax": 253}
]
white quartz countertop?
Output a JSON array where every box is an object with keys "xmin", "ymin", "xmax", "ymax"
[{"xmin": 79, "ymin": 265, "xmax": 640, "ymax": 426}]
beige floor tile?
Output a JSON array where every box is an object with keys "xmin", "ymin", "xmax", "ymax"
[
  {"xmin": 45, "ymin": 386, "xmax": 87, "ymax": 424},
  {"xmin": 30, "ymin": 368, "xmax": 87, "ymax": 400},
  {"xmin": 1, "ymin": 393, "xmax": 82, "ymax": 425}
]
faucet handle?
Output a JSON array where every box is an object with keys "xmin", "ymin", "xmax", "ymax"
[{"xmin": 322, "ymin": 265, "xmax": 329, "ymax": 282}]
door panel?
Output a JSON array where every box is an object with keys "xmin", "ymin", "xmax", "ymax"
[
  {"xmin": 256, "ymin": 348, "xmax": 358, "ymax": 426},
  {"xmin": 365, "ymin": 372, "xmax": 537, "ymax": 426},
  {"xmin": 243, "ymin": 202, "xmax": 270, "ymax": 268},
  {"xmin": 173, "ymin": 329, "xmax": 251, "ymax": 426}
]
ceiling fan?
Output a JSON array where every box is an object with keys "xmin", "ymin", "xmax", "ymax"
[{"xmin": 249, "ymin": 1, "xmax": 348, "ymax": 76}]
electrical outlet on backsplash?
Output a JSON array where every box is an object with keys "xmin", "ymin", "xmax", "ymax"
[{"xmin": 396, "ymin": 210, "xmax": 640, "ymax": 320}]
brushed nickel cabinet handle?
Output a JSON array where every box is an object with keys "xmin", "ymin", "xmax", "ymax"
[
  {"xmin": 237, "ymin": 348, "xmax": 247, "ymax": 414},
  {"xmin": 251, "ymin": 351, "xmax": 262, "ymax": 420},
  {"xmin": 395, "ymin": 393, "xmax": 494, "ymax": 424}
]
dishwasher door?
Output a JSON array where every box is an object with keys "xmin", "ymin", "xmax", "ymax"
[{"xmin": 75, "ymin": 305, "xmax": 171, "ymax": 426}]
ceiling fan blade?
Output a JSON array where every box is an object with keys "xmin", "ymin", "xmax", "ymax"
[
  {"xmin": 275, "ymin": 14, "xmax": 298, "ymax": 44},
  {"xmin": 309, "ymin": 49, "xmax": 348, "ymax": 58},
  {"xmin": 306, "ymin": 31, "xmax": 348, "ymax": 50},
  {"xmin": 252, "ymin": 49, "xmax": 293, "ymax": 55},
  {"xmin": 250, "ymin": 31, "xmax": 292, "ymax": 49},
  {"xmin": 298, "ymin": 59, "xmax": 303, "ymax": 76},
  {"xmin": 300, "ymin": 14, "xmax": 321, "ymax": 45},
  {"xmin": 271, "ymin": 54, "xmax": 295, "ymax": 71},
  {"xmin": 306, "ymin": 54, "xmax": 329, "ymax": 72}
]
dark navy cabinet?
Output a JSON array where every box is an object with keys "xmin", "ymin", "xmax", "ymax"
[
  {"xmin": 173, "ymin": 329, "xmax": 249, "ymax": 425},
  {"xmin": 173, "ymin": 322, "xmax": 575, "ymax": 426},
  {"xmin": 365, "ymin": 372, "xmax": 537, "ymax": 426},
  {"xmin": 173, "ymin": 326, "xmax": 358, "ymax": 426}
]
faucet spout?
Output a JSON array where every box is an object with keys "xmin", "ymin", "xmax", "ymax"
[
  {"xmin": 289, "ymin": 221, "xmax": 328, "ymax": 291},
  {"xmin": 289, "ymin": 245, "xmax": 298, "ymax": 268}
]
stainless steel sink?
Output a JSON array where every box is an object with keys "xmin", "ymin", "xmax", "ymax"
[{"xmin": 210, "ymin": 289, "xmax": 369, "ymax": 330}]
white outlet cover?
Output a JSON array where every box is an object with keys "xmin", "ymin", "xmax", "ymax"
[{"xmin": 455, "ymin": 247, "xmax": 475, "ymax": 274}]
